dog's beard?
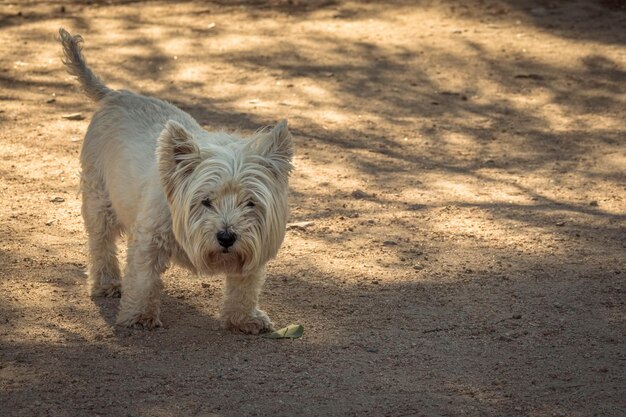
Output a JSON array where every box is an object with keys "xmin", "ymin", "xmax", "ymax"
[
  {"xmin": 171, "ymin": 227, "xmax": 245, "ymax": 275},
  {"xmin": 202, "ymin": 248, "xmax": 247, "ymax": 274},
  {"xmin": 172, "ymin": 209, "xmax": 269, "ymax": 276},
  {"xmin": 194, "ymin": 239, "xmax": 252, "ymax": 275}
]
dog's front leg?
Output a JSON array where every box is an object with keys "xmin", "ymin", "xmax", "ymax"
[
  {"xmin": 221, "ymin": 268, "xmax": 274, "ymax": 334},
  {"xmin": 116, "ymin": 231, "xmax": 168, "ymax": 329}
]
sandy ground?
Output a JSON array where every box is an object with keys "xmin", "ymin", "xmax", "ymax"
[{"xmin": 1, "ymin": 1, "xmax": 625, "ymax": 416}]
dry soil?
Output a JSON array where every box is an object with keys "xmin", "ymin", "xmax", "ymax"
[{"xmin": 0, "ymin": 1, "xmax": 625, "ymax": 416}]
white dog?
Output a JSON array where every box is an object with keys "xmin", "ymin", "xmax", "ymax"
[{"xmin": 59, "ymin": 28, "xmax": 293, "ymax": 334}]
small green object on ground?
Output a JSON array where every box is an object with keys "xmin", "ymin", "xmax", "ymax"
[{"xmin": 262, "ymin": 324, "xmax": 304, "ymax": 339}]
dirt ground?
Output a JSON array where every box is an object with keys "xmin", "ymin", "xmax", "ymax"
[{"xmin": 1, "ymin": 0, "xmax": 625, "ymax": 416}]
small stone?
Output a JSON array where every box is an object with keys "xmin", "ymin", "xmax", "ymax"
[
  {"xmin": 351, "ymin": 189, "xmax": 369, "ymax": 199},
  {"xmin": 589, "ymin": 200, "xmax": 598, "ymax": 206},
  {"xmin": 45, "ymin": 219, "xmax": 56, "ymax": 226},
  {"xmin": 556, "ymin": 221, "xmax": 565, "ymax": 227},
  {"xmin": 407, "ymin": 204, "xmax": 424, "ymax": 211},
  {"xmin": 62, "ymin": 113, "xmax": 85, "ymax": 120},
  {"xmin": 383, "ymin": 240, "xmax": 398, "ymax": 246},
  {"xmin": 50, "ymin": 196, "xmax": 65, "ymax": 203},
  {"xmin": 286, "ymin": 221, "xmax": 314, "ymax": 230},
  {"xmin": 514, "ymin": 73, "xmax": 544, "ymax": 80},
  {"xmin": 413, "ymin": 264, "xmax": 424, "ymax": 271}
]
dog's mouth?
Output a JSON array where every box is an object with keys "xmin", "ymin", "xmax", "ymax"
[{"xmin": 198, "ymin": 249, "xmax": 247, "ymax": 275}]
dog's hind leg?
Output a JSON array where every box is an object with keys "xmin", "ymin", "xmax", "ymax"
[{"xmin": 81, "ymin": 174, "xmax": 122, "ymax": 297}]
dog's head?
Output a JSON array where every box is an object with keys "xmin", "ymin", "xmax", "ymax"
[{"xmin": 157, "ymin": 120, "xmax": 293, "ymax": 275}]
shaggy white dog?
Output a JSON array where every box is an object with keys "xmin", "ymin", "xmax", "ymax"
[{"xmin": 59, "ymin": 28, "xmax": 293, "ymax": 334}]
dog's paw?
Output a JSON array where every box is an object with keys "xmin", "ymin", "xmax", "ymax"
[
  {"xmin": 116, "ymin": 310, "xmax": 162, "ymax": 329},
  {"xmin": 221, "ymin": 309, "xmax": 274, "ymax": 335},
  {"xmin": 90, "ymin": 281, "xmax": 121, "ymax": 298}
]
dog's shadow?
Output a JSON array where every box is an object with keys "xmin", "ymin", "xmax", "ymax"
[{"xmin": 92, "ymin": 290, "xmax": 224, "ymax": 342}]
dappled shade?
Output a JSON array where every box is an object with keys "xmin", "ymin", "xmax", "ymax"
[{"xmin": 0, "ymin": 1, "xmax": 624, "ymax": 416}]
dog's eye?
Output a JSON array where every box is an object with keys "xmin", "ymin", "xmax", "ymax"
[
  {"xmin": 201, "ymin": 198, "xmax": 213, "ymax": 208},
  {"xmin": 246, "ymin": 201, "xmax": 255, "ymax": 208}
]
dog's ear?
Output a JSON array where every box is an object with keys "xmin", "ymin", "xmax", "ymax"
[
  {"xmin": 157, "ymin": 120, "xmax": 201, "ymax": 198},
  {"xmin": 259, "ymin": 119, "xmax": 294, "ymax": 179}
]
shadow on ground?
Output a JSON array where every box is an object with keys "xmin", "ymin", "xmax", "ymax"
[{"xmin": 0, "ymin": 1, "xmax": 624, "ymax": 416}]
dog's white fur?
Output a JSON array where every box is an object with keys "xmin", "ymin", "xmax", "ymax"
[{"xmin": 59, "ymin": 28, "xmax": 293, "ymax": 333}]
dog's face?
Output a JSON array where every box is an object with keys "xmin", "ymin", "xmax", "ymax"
[{"xmin": 157, "ymin": 120, "xmax": 293, "ymax": 275}]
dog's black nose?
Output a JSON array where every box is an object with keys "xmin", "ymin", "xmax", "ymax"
[{"xmin": 217, "ymin": 230, "xmax": 237, "ymax": 248}]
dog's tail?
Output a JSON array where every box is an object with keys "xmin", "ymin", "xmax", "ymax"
[{"xmin": 58, "ymin": 28, "xmax": 112, "ymax": 102}]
